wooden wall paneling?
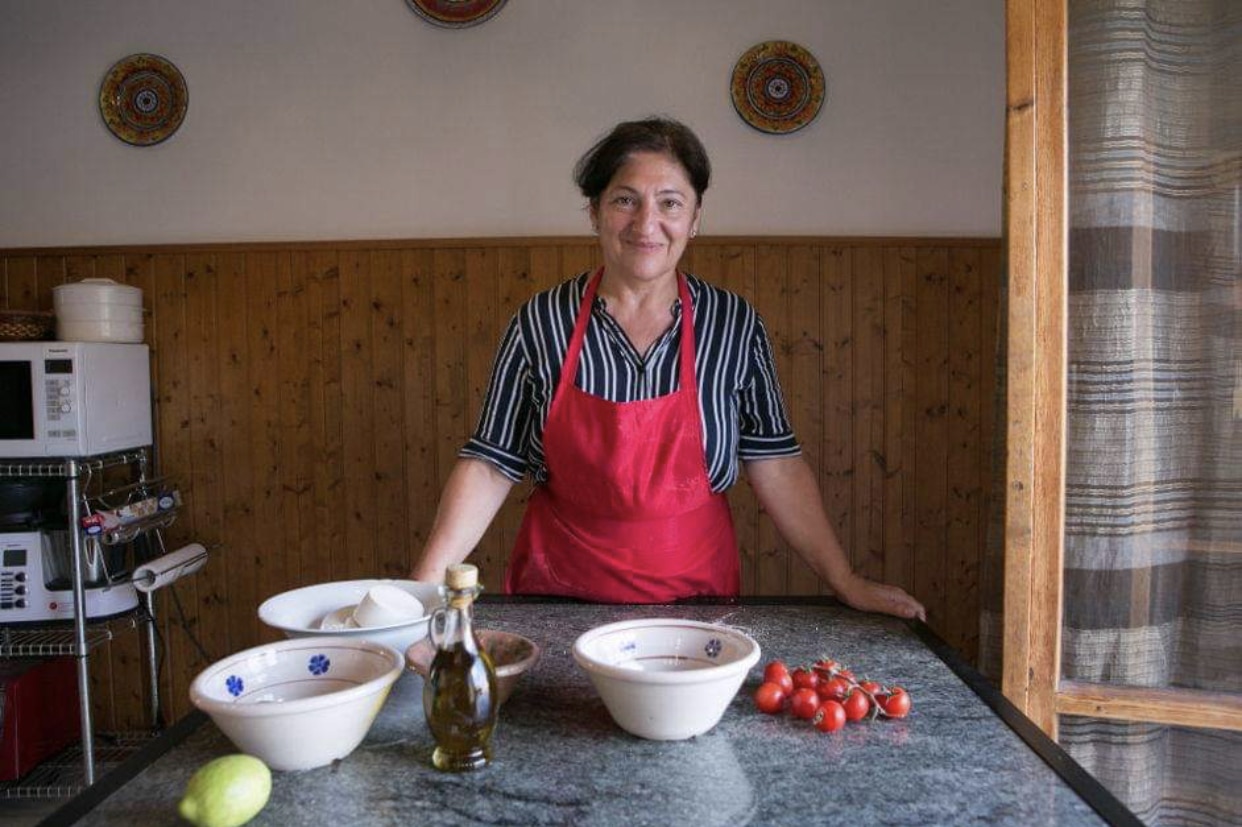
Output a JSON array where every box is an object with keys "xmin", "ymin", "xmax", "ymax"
[
  {"xmin": 491, "ymin": 246, "xmax": 535, "ymax": 578},
  {"xmin": 243, "ymin": 252, "xmax": 284, "ymax": 625},
  {"xmin": 978, "ymin": 243, "xmax": 1002, "ymax": 593},
  {"xmin": 560, "ymin": 244, "xmax": 598, "ymax": 283},
  {"xmin": 35, "ymin": 255, "xmax": 65, "ymax": 308},
  {"xmin": 463, "ymin": 247, "xmax": 503, "ymax": 590},
  {"xmin": 400, "ymin": 248, "xmax": 439, "ymax": 574},
  {"xmin": 755, "ymin": 244, "xmax": 790, "ymax": 595},
  {"xmin": 915, "ymin": 248, "xmax": 950, "ymax": 629},
  {"xmin": 852, "ymin": 247, "xmax": 886, "ymax": 584},
  {"xmin": 64, "ymin": 255, "xmax": 93, "ymax": 283},
  {"xmin": 371, "ymin": 250, "xmax": 407, "ymax": 578},
  {"xmin": 947, "ymin": 247, "xmax": 984, "ymax": 662},
  {"xmin": 339, "ymin": 250, "xmax": 378, "ymax": 582},
  {"xmin": 820, "ymin": 247, "xmax": 854, "ymax": 595},
  {"xmin": 306, "ymin": 250, "xmax": 344, "ymax": 589},
  {"xmin": 279, "ymin": 251, "xmax": 314, "ymax": 596},
  {"xmin": 883, "ymin": 246, "xmax": 918, "ymax": 597},
  {"xmin": 215, "ymin": 252, "xmax": 256, "ymax": 648},
  {"xmin": 720, "ymin": 245, "xmax": 759, "ymax": 594},
  {"xmin": 786, "ymin": 245, "xmax": 825, "ymax": 594},
  {"xmin": 150, "ymin": 253, "xmax": 195, "ymax": 719},
  {"xmin": 184, "ymin": 253, "xmax": 230, "ymax": 667},
  {"xmin": 431, "ymin": 248, "xmax": 469, "ymax": 581},
  {"xmin": 3, "ymin": 256, "xmax": 37, "ymax": 308}
]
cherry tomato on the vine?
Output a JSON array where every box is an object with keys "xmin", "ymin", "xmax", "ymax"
[
  {"xmin": 791, "ymin": 667, "xmax": 819, "ymax": 691},
  {"xmin": 818, "ymin": 676, "xmax": 851, "ymax": 702},
  {"xmin": 843, "ymin": 689, "xmax": 871, "ymax": 722},
  {"xmin": 813, "ymin": 658, "xmax": 840, "ymax": 674},
  {"xmin": 753, "ymin": 681, "xmax": 787, "ymax": 714},
  {"xmin": 813, "ymin": 699, "xmax": 847, "ymax": 733},
  {"xmin": 880, "ymin": 687, "xmax": 912, "ymax": 719},
  {"xmin": 789, "ymin": 687, "xmax": 821, "ymax": 720},
  {"xmin": 763, "ymin": 661, "xmax": 794, "ymax": 696},
  {"xmin": 859, "ymin": 680, "xmax": 884, "ymax": 697}
]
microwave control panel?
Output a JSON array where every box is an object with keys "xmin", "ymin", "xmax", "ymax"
[{"xmin": 41, "ymin": 358, "xmax": 78, "ymax": 441}]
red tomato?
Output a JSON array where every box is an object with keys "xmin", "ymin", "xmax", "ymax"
[
  {"xmin": 837, "ymin": 668, "xmax": 856, "ymax": 682},
  {"xmin": 843, "ymin": 689, "xmax": 871, "ymax": 722},
  {"xmin": 789, "ymin": 687, "xmax": 821, "ymax": 720},
  {"xmin": 859, "ymin": 680, "xmax": 883, "ymax": 696},
  {"xmin": 812, "ymin": 658, "xmax": 840, "ymax": 676},
  {"xmin": 763, "ymin": 661, "xmax": 794, "ymax": 696},
  {"xmin": 814, "ymin": 700, "xmax": 846, "ymax": 733},
  {"xmin": 791, "ymin": 667, "xmax": 819, "ymax": 691},
  {"xmin": 880, "ymin": 687, "xmax": 912, "ymax": 719},
  {"xmin": 753, "ymin": 681, "xmax": 786, "ymax": 715},
  {"xmin": 817, "ymin": 676, "xmax": 851, "ymax": 702}
]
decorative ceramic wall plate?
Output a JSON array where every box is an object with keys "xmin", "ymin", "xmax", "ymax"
[
  {"xmin": 405, "ymin": 0, "xmax": 508, "ymax": 28},
  {"xmin": 99, "ymin": 53, "xmax": 188, "ymax": 146},
  {"xmin": 730, "ymin": 41, "xmax": 825, "ymax": 134}
]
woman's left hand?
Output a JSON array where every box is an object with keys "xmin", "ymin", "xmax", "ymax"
[{"xmin": 835, "ymin": 573, "xmax": 927, "ymax": 622}]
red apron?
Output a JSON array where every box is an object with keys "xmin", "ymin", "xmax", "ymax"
[{"xmin": 505, "ymin": 268, "xmax": 740, "ymax": 603}]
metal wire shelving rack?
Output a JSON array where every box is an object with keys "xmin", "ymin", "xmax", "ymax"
[{"xmin": 0, "ymin": 449, "xmax": 164, "ymax": 800}]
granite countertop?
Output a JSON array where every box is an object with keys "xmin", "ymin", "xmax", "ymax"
[{"xmin": 47, "ymin": 600, "xmax": 1134, "ymax": 826}]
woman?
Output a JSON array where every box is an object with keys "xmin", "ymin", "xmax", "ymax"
[{"xmin": 411, "ymin": 117, "xmax": 925, "ymax": 620}]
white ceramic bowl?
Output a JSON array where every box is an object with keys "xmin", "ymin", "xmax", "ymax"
[
  {"xmin": 258, "ymin": 579, "xmax": 442, "ymax": 653},
  {"xmin": 189, "ymin": 637, "xmax": 402, "ymax": 771},
  {"xmin": 572, "ymin": 618, "xmax": 761, "ymax": 741}
]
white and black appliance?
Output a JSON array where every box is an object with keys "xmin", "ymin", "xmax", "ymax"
[
  {"xmin": 0, "ymin": 529, "xmax": 138, "ymax": 623},
  {"xmin": 0, "ymin": 341, "xmax": 151, "ymax": 458}
]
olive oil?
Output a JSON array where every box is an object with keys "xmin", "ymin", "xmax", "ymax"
[{"xmin": 423, "ymin": 564, "xmax": 497, "ymax": 772}]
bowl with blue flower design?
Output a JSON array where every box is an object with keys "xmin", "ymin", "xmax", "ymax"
[
  {"xmin": 189, "ymin": 636, "xmax": 403, "ymax": 771},
  {"xmin": 572, "ymin": 618, "xmax": 761, "ymax": 741}
]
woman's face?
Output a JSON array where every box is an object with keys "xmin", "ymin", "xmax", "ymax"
[{"xmin": 591, "ymin": 151, "xmax": 701, "ymax": 288}]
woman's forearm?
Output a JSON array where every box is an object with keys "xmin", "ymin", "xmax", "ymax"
[
  {"xmin": 744, "ymin": 455, "xmax": 926, "ymax": 620},
  {"xmin": 409, "ymin": 457, "xmax": 515, "ymax": 581}
]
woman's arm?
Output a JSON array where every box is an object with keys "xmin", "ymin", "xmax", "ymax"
[
  {"xmin": 743, "ymin": 455, "xmax": 926, "ymax": 621},
  {"xmin": 409, "ymin": 457, "xmax": 515, "ymax": 582}
]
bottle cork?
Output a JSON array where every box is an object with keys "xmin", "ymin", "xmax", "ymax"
[{"xmin": 445, "ymin": 563, "xmax": 478, "ymax": 590}]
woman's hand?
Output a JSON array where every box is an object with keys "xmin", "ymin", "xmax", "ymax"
[{"xmin": 833, "ymin": 573, "xmax": 926, "ymax": 622}]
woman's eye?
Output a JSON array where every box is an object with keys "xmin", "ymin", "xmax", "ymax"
[{"xmin": 660, "ymin": 198, "xmax": 684, "ymax": 211}]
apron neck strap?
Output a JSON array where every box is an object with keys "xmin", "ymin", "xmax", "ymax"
[{"xmin": 561, "ymin": 269, "xmax": 696, "ymax": 397}]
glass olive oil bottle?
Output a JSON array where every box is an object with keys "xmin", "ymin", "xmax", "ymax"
[{"xmin": 423, "ymin": 563, "xmax": 497, "ymax": 771}]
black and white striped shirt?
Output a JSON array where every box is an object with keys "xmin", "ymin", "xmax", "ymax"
[{"xmin": 461, "ymin": 271, "xmax": 801, "ymax": 492}]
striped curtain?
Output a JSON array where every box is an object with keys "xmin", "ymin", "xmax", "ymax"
[{"xmin": 1059, "ymin": 1, "xmax": 1241, "ymax": 825}]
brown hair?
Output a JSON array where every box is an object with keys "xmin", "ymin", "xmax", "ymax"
[{"xmin": 573, "ymin": 117, "xmax": 711, "ymax": 207}]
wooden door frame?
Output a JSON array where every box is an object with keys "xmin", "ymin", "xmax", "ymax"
[{"xmin": 1002, "ymin": 0, "xmax": 1242, "ymax": 738}]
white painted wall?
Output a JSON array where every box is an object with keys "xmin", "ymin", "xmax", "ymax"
[{"xmin": 0, "ymin": 1, "xmax": 1004, "ymax": 247}]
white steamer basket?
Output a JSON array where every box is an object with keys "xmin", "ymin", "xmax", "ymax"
[
  {"xmin": 54, "ymin": 278, "xmax": 145, "ymax": 343},
  {"xmin": 54, "ymin": 278, "xmax": 143, "ymax": 308},
  {"xmin": 57, "ymin": 319, "xmax": 145, "ymax": 343}
]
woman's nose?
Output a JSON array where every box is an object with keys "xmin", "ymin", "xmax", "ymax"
[{"xmin": 632, "ymin": 201, "xmax": 658, "ymax": 231}]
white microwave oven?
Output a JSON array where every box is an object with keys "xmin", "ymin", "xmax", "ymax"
[{"xmin": 0, "ymin": 342, "xmax": 152, "ymax": 458}]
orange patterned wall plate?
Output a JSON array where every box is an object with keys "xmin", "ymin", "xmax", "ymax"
[
  {"xmin": 406, "ymin": 0, "xmax": 508, "ymax": 28},
  {"xmin": 99, "ymin": 53, "xmax": 188, "ymax": 147},
  {"xmin": 730, "ymin": 41, "xmax": 825, "ymax": 135}
]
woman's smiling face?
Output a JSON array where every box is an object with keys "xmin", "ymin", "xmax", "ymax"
[{"xmin": 591, "ymin": 151, "xmax": 701, "ymax": 287}]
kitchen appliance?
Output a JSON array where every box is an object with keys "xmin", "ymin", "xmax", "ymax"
[
  {"xmin": 0, "ymin": 341, "xmax": 151, "ymax": 458},
  {"xmin": 0, "ymin": 656, "xmax": 81, "ymax": 780},
  {"xmin": 0, "ymin": 530, "xmax": 138, "ymax": 624}
]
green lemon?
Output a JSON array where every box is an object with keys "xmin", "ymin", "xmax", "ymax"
[{"xmin": 178, "ymin": 754, "xmax": 272, "ymax": 827}]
